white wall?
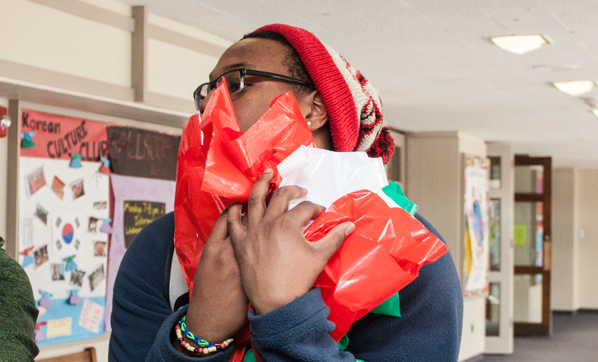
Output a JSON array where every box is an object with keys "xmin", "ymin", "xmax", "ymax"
[
  {"xmin": 578, "ymin": 169, "xmax": 598, "ymax": 309},
  {"xmin": 551, "ymin": 168, "xmax": 598, "ymax": 312},
  {"xmin": 551, "ymin": 168, "xmax": 580, "ymax": 311},
  {"xmin": 551, "ymin": 169, "xmax": 598, "ymax": 311}
]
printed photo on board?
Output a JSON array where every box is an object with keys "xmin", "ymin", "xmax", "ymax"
[
  {"xmin": 52, "ymin": 263, "xmax": 65, "ymax": 281},
  {"xmin": 34, "ymin": 244, "xmax": 49, "ymax": 267},
  {"xmin": 70, "ymin": 178, "xmax": 85, "ymax": 200},
  {"xmin": 89, "ymin": 264, "xmax": 105, "ymax": 292},
  {"xmin": 93, "ymin": 241, "xmax": 106, "ymax": 257},
  {"xmin": 25, "ymin": 165, "xmax": 46, "ymax": 197},
  {"xmin": 51, "ymin": 175, "xmax": 65, "ymax": 199},
  {"xmin": 93, "ymin": 201, "xmax": 107, "ymax": 210},
  {"xmin": 88, "ymin": 217, "xmax": 99, "ymax": 233},
  {"xmin": 69, "ymin": 269, "xmax": 86, "ymax": 288},
  {"xmin": 35, "ymin": 204, "xmax": 48, "ymax": 224}
]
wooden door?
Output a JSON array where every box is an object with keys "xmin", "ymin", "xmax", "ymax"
[{"xmin": 513, "ymin": 156, "xmax": 552, "ymax": 336}]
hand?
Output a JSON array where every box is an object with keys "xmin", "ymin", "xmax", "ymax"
[
  {"xmin": 227, "ymin": 169, "xmax": 355, "ymax": 315},
  {"xmin": 184, "ymin": 211, "xmax": 248, "ymax": 342}
]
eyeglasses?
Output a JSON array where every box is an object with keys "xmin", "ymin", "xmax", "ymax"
[{"xmin": 193, "ymin": 68, "xmax": 314, "ymax": 110}]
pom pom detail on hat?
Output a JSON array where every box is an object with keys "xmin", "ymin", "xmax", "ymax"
[{"xmin": 252, "ymin": 24, "xmax": 394, "ymax": 163}]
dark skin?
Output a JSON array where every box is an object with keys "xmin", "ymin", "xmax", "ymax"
[{"xmin": 175, "ymin": 38, "xmax": 354, "ymax": 354}]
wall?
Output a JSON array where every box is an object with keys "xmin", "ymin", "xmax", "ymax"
[
  {"xmin": 578, "ymin": 169, "xmax": 598, "ymax": 309},
  {"xmin": 406, "ymin": 131, "xmax": 487, "ymax": 361},
  {"xmin": 551, "ymin": 168, "xmax": 580, "ymax": 311}
]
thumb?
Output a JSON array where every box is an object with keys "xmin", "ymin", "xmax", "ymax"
[{"xmin": 312, "ymin": 222, "xmax": 355, "ymax": 261}]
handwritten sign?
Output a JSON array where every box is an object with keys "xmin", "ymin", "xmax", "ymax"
[
  {"xmin": 123, "ymin": 201, "xmax": 165, "ymax": 248},
  {"xmin": 107, "ymin": 125, "xmax": 180, "ymax": 180},
  {"xmin": 47, "ymin": 318, "xmax": 72, "ymax": 338},
  {"xmin": 20, "ymin": 110, "xmax": 108, "ymax": 161},
  {"xmin": 79, "ymin": 299, "xmax": 104, "ymax": 333}
]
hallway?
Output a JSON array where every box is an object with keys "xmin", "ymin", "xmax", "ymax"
[{"xmin": 483, "ymin": 311, "xmax": 598, "ymax": 362}]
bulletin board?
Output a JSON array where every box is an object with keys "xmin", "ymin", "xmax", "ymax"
[
  {"xmin": 103, "ymin": 124, "xmax": 180, "ymax": 332},
  {"xmin": 17, "ymin": 110, "xmax": 110, "ymax": 346},
  {"xmin": 462, "ymin": 155, "xmax": 490, "ymax": 296}
]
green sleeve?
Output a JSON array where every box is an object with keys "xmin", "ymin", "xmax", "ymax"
[{"xmin": 0, "ymin": 238, "xmax": 40, "ymax": 362}]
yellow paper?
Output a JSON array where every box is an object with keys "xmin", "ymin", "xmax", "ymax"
[
  {"xmin": 464, "ymin": 223, "xmax": 472, "ymax": 277},
  {"xmin": 514, "ymin": 225, "xmax": 527, "ymax": 246},
  {"xmin": 46, "ymin": 318, "xmax": 72, "ymax": 338}
]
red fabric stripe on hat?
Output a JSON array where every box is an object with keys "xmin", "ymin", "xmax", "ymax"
[{"xmin": 252, "ymin": 24, "xmax": 359, "ymax": 152}]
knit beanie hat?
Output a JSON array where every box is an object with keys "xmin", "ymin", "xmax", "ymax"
[{"xmin": 251, "ymin": 24, "xmax": 395, "ymax": 164}]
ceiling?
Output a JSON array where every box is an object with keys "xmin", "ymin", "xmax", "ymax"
[{"xmin": 116, "ymin": 0, "xmax": 598, "ymax": 169}]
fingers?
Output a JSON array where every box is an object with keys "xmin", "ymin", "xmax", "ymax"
[
  {"xmin": 312, "ymin": 221, "xmax": 355, "ymax": 261},
  {"xmin": 208, "ymin": 211, "xmax": 229, "ymax": 241},
  {"xmin": 285, "ymin": 200, "xmax": 326, "ymax": 228},
  {"xmin": 247, "ymin": 169, "xmax": 274, "ymax": 229},
  {"xmin": 247, "ymin": 169, "xmax": 307, "ymax": 224},
  {"xmin": 227, "ymin": 203, "xmax": 247, "ymax": 244},
  {"xmin": 265, "ymin": 185, "xmax": 308, "ymax": 217}
]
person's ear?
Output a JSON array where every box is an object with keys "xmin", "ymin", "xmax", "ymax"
[
  {"xmin": 298, "ymin": 90, "xmax": 333, "ymax": 150},
  {"xmin": 301, "ymin": 90, "xmax": 328, "ymax": 131}
]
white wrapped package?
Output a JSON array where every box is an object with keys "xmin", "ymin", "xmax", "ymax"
[{"xmin": 277, "ymin": 145, "xmax": 397, "ymax": 210}]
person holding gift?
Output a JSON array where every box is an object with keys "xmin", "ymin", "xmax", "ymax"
[{"xmin": 109, "ymin": 24, "xmax": 463, "ymax": 361}]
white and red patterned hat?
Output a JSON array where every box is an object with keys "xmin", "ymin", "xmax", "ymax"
[{"xmin": 252, "ymin": 24, "xmax": 395, "ymax": 163}]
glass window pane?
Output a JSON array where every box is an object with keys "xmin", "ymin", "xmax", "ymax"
[
  {"xmin": 486, "ymin": 283, "xmax": 500, "ymax": 336},
  {"xmin": 489, "ymin": 199, "xmax": 501, "ymax": 271},
  {"xmin": 515, "ymin": 165, "xmax": 544, "ymax": 194},
  {"xmin": 489, "ymin": 157, "xmax": 501, "ymax": 189},
  {"xmin": 514, "ymin": 201, "xmax": 544, "ymax": 267},
  {"xmin": 514, "ymin": 274, "xmax": 543, "ymax": 323}
]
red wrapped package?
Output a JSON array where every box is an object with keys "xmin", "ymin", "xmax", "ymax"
[
  {"xmin": 174, "ymin": 80, "xmax": 315, "ymax": 292},
  {"xmin": 303, "ymin": 189, "xmax": 449, "ymax": 341}
]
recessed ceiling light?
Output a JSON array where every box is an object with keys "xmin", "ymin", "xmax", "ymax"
[
  {"xmin": 553, "ymin": 80, "xmax": 596, "ymax": 96},
  {"xmin": 592, "ymin": 109, "xmax": 598, "ymax": 117},
  {"xmin": 490, "ymin": 35, "xmax": 549, "ymax": 54}
]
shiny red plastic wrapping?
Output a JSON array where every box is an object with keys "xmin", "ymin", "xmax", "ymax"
[
  {"xmin": 174, "ymin": 81, "xmax": 316, "ymax": 292},
  {"xmin": 303, "ymin": 190, "xmax": 449, "ymax": 341}
]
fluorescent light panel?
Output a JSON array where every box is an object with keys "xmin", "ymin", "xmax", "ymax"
[
  {"xmin": 491, "ymin": 35, "xmax": 548, "ymax": 54},
  {"xmin": 553, "ymin": 80, "xmax": 596, "ymax": 96},
  {"xmin": 592, "ymin": 109, "xmax": 598, "ymax": 117}
]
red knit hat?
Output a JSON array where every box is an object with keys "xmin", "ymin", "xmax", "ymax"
[{"xmin": 251, "ymin": 24, "xmax": 395, "ymax": 164}]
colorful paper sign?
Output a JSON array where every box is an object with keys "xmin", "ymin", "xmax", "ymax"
[
  {"xmin": 514, "ymin": 224, "xmax": 528, "ymax": 246},
  {"xmin": 20, "ymin": 110, "xmax": 108, "ymax": 161}
]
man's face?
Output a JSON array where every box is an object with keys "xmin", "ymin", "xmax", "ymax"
[{"xmin": 201, "ymin": 38, "xmax": 309, "ymax": 132}]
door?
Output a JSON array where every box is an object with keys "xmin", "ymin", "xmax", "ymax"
[
  {"xmin": 484, "ymin": 145, "xmax": 514, "ymax": 354},
  {"xmin": 513, "ymin": 156, "xmax": 552, "ymax": 336}
]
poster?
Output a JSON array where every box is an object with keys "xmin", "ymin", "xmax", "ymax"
[
  {"xmin": 463, "ymin": 156, "xmax": 490, "ymax": 294},
  {"xmin": 104, "ymin": 125, "xmax": 179, "ymax": 331},
  {"xmin": 106, "ymin": 125, "xmax": 179, "ymax": 180},
  {"xmin": 18, "ymin": 110, "xmax": 110, "ymax": 346}
]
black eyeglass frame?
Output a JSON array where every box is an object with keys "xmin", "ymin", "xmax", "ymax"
[{"xmin": 193, "ymin": 68, "xmax": 314, "ymax": 110}]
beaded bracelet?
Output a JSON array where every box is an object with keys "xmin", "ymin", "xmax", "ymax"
[{"xmin": 175, "ymin": 316, "xmax": 234, "ymax": 355}]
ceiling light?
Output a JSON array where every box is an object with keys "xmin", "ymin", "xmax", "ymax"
[
  {"xmin": 553, "ymin": 80, "xmax": 596, "ymax": 96},
  {"xmin": 490, "ymin": 35, "xmax": 548, "ymax": 54},
  {"xmin": 592, "ymin": 109, "xmax": 598, "ymax": 117}
]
